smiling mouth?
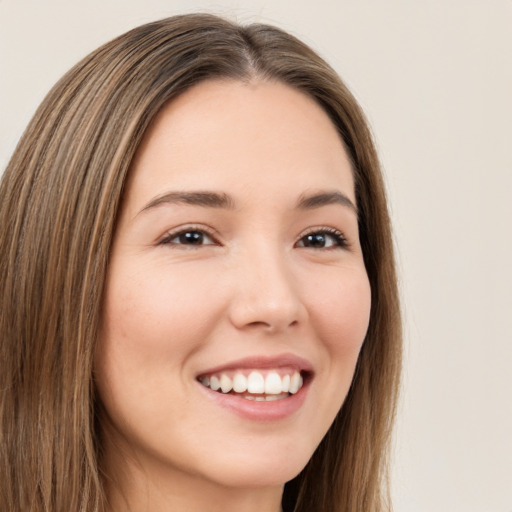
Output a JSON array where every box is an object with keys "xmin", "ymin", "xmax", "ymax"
[{"xmin": 198, "ymin": 369, "xmax": 305, "ymax": 401}]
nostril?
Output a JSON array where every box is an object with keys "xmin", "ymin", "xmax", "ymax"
[{"xmin": 245, "ymin": 318, "xmax": 299, "ymax": 333}]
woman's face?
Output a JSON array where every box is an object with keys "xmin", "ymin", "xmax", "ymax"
[{"xmin": 95, "ymin": 80, "xmax": 371, "ymax": 493}]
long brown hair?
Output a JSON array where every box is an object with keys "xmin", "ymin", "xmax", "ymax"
[{"xmin": 0, "ymin": 13, "xmax": 401, "ymax": 512}]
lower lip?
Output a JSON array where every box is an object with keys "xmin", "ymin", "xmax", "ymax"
[{"xmin": 198, "ymin": 381, "xmax": 309, "ymax": 421}]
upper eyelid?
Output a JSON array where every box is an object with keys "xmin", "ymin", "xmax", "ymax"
[
  {"xmin": 159, "ymin": 224, "xmax": 220, "ymax": 245},
  {"xmin": 297, "ymin": 226, "xmax": 347, "ymax": 240},
  {"xmin": 157, "ymin": 224, "xmax": 350, "ymax": 246},
  {"xmin": 295, "ymin": 226, "xmax": 350, "ymax": 249}
]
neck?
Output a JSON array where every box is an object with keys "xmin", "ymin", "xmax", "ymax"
[{"xmin": 105, "ymin": 473, "xmax": 284, "ymax": 512}]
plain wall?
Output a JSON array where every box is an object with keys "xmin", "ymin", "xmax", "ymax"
[{"xmin": 1, "ymin": 1, "xmax": 511, "ymax": 511}]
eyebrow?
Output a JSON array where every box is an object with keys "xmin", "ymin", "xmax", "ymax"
[
  {"xmin": 140, "ymin": 191, "xmax": 235, "ymax": 213},
  {"xmin": 139, "ymin": 189, "xmax": 357, "ymax": 215},
  {"xmin": 296, "ymin": 191, "xmax": 358, "ymax": 214}
]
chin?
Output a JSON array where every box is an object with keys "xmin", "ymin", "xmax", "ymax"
[{"xmin": 192, "ymin": 437, "xmax": 315, "ymax": 489}]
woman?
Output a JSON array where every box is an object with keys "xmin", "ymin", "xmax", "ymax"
[{"xmin": 0, "ymin": 13, "xmax": 401, "ymax": 512}]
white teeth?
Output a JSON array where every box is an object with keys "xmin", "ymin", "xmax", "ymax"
[
  {"xmin": 199, "ymin": 369, "xmax": 304, "ymax": 396},
  {"xmin": 289, "ymin": 372, "xmax": 302, "ymax": 394},
  {"xmin": 210, "ymin": 375, "xmax": 220, "ymax": 391},
  {"xmin": 232, "ymin": 373, "xmax": 248, "ymax": 393},
  {"xmin": 263, "ymin": 394, "xmax": 283, "ymax": 401},
  {"xmin": 247, "ymin": 371, "xmax": 265, "ymax": 393},
  {"xmin": 220, "ymin": 374, "xmax": 232, "ymax": 393},
  {"xmin": 281, "ymin": 374, "xmax": 290, "ymax": 393},
  {"xmin": 264, "ymin": 372, "xmax": 283, "ymax": 394},
  {"xmin": 244, "ymin": 394, "xmax": 288, "ymax": 401}
]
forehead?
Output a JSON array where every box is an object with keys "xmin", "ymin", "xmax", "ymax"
[{"xmin": 124, "ymin": 79, "xmax": 355, "ymax": 213}]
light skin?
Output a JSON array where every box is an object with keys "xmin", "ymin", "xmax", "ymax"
[{"xmin": 95, "ymin": 79, "xmax": 372, "ymax": 512}]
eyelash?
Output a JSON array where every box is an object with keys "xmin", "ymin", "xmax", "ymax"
[
  {"xmin": 295, "ymin": 227, "xmax": 349, "ymax": 250},
  {"xmin": 158, "ymin": 226, "xmax": 349, "ymax": 250},
  {"xmin": 159, "ymin": 225, "xmax": 218, "ymax": 247}
]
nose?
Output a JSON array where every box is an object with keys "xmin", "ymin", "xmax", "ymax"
[{"xmin": 228, "ymin": 246, "xmax": 307, "ymax": 334}]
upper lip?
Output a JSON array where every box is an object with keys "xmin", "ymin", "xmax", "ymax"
[{"xmin": 196, "ymin": 353, "xmax": 314, "ymax": 377}]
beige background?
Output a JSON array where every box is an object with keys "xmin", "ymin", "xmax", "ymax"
[{"xmin": 1, "ymin": 1, "xmax": 511, "ymax": 510}]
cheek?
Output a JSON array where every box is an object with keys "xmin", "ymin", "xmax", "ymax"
[
  {"xmin": 305, "ymin": 266, "xmax": 371, "ymax": 416},
  {"xmin": 94, "ymin": 264, "xmax": 204, "ymax": 438},
  {"xmin": 94, "ymin": 259, "xmax": 229, "ymax": 418},
  {"xmin": 293, "ymin": 267, "xmax": 371, "ymax": 451},
  {"xmin": 311, "ymin": 268, "xmax": 372, "ymax": 352},
  {"xmin": 99, "ymin": 261, "xmax": 217, "ymax": 358}
]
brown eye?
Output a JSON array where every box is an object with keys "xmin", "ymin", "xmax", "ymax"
[
  {"xmin": 297, "ymin": 230, "xmax": 347, "ymax": 249},
  {"xmin": 161, "ymin": 230, "xmax": 216, "ymax": 246}
]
